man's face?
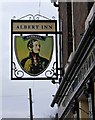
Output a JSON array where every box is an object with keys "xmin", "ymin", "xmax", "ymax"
[{"xmin": 32, "ymin": 41, "xmax": 40, "ymax": 53}]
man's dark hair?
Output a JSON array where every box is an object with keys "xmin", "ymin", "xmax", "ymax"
[{"xmin": 27, "ymin": 38, "xmax": 38, "ymax": 50}]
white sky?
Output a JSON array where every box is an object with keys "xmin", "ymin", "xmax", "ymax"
[{"xmin": 0, "ymin": 0, "xmax": 58, "ymax": 119}]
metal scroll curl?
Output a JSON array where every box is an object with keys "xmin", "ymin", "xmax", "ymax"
[
  {"xmin": 13, "ymin": 14, "xmax": 55, "ymax": 20},
  {"xmin": 12, "ymin": 62, "xmax": 24, "ymax": 78},
  {"xmin": 17, "ymin": 14, "xmax": 50, "ymax": 20},
  {"xmin": 45, "ymin": 62, "xmax": 57, "ymax": 78}
]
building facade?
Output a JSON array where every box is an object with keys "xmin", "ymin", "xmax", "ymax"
[{"xmin": 51, "ymin": 2, "xmax": 95, "ymax": 119}]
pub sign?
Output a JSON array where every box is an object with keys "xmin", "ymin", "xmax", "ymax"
[{"xmin": 11, "ymin": 20, "xmax": 58, "ymax": 80}]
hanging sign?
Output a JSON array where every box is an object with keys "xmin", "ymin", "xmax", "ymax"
[{"xmin": 11, "ymin": 20, "xmax": 58, "ymax": 80}]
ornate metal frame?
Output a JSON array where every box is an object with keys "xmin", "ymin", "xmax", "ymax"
[
  {"xmin": 11, "ymin": 14, "xmax": 62, "ymax": 80},
  {"xmin": 12, "ymin": 14, "xmax": 55, "ymax": 20}
]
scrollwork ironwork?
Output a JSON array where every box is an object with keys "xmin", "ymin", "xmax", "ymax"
[
  {"xmin": 12, "ymin": 62, "xmax": 24, "ymax": 78},
  {"xmin": 12, "ymin": 14, "xmax": 55, "ymax": 20},
  {"xmin": 45, "ymin": 62, "xmax": 57, "ymax": 78},
  {"xmin": 34, "ymin": 14, "xmax": 50, "ymax": 20}
]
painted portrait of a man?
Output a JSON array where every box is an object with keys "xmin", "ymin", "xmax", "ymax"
[
  {"xmin": 21, "ymin": 39, "xmax": 49, "ymax": 75},
  {"xmin": 15, "ymin": 35, "xmax": 53, "ymax": 76}
]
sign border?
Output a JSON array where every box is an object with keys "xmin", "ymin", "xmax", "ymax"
[{"xmin": 11, "ymin": 20, "xmax": 58, "ymax": 80}]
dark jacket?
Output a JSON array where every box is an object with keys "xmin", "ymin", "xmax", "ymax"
[{"xmin": 21, "ymin": 52, "xmax": 49, "ymax": 75}]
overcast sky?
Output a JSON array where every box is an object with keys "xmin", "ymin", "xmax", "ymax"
[{"xmin": 0, "ymin": 0, "xmax": 58, "ymax": 119}]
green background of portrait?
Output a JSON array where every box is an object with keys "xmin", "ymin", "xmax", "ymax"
[{"xmin": 15, "ymin": 35, "xmax": 53, "ymax": 63}]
